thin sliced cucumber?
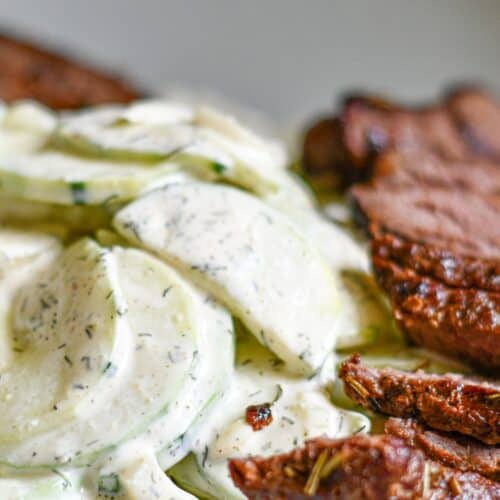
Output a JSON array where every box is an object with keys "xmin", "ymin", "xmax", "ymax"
[
  {"xmin": 0, "ymin": 239, "xmax": 124, "ymax": 444},
  {"xmin": 155, "ymin": 294, "xmax": 234, "ymax": 470},
  {"xmin": 0, "ymin": 227, "xmax": 60, "ymax": 266},
  {"xmin": 169, "ymin": 329, "xmax": 369, "ymax": 500},
  {"xmin": 0, "ymin": 101, "xmax": 57, "ymax": 156},
  {"xmin": 54, "ymin": 102, "xmax": 289, "ymax": 196},
  {"xmin": 0, "ymin": 151, "xmax": 180, "ymax": 205},
  {"xmin": 97, "ymin": 453, "xmax": 196, "ymax": 500},
  {"xmin": 335, "ymin": 270, "xmax": 401, "ymax": 350},
  {"xmin": 0, "ymin": 196, "xmax": 115, "ymax": 236},
  {"xmin": 113, "ymin": 182, "xmax": 339, "ymax": 376},
  {"xmin": 0, "ymin": 245, "xmax": 224, "ymax": 468}
]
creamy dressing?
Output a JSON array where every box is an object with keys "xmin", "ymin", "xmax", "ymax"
[
  {"xmin": 114, "ymin": 182, "xmax": 339, "ymax": 375},
  {"xmin": 0, "ymin": 99, "xmax": 438, "ymax": 499},
  {"xmin": 169, "ymin": 329, "xmax": 370, "ymax": 499}
]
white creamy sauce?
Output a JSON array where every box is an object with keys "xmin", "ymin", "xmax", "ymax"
[
  {"xmin": 0, "ymin": 99, "xmax": 417, "ymax": 499},
  {"xmin": 169, "ymin": 330, "xmax": 370, "ymax": 499},
  {"xmin": 114, "ymin": 182, "xmax": 340, "ymax": 376}
]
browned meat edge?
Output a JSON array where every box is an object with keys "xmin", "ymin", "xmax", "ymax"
[
  {"xmin": 373, "ymin": 256, "xmax": 500, "ymax": 373},
  {"xmin": 229, "ymin": 434, "xmax": 500, "ymax": 500},
  {"xmin": 385, "ymin": 418, "xmax": 500, "ymax": 481},
  {"xmin": 339, "ymin": 354, "xmax": 500, "ymax": 444},
  {"xmin": 372, "ymin": 231, "xmax": 500, "ymax": 293},
  {"xmin": 351, "ymin": 182, "xmax": 500, "ymax": 260},
  {"xmin": 0, "ymin": 32, "xmax": 142, "ymax": 109}
]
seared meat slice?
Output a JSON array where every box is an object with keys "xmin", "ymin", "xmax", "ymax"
[
  {"xmin": 340, "ymin": 94, "xmax": 470, "ymax": 168},
  {"xmin": 351, "ymin": 158, "xmax": 500, "ymax": 370},
  {"xmin": 373, "ymin": 256, "xmax": 500, "ymax": 372},
  {"xmin": 301, "ymin": 87, "xmax": 500, "ymax": 190},
  {"xmin": 0, "ymin": 32, "xmax": 141, "ymax": 109},
  {"xmin": 370, "ymin": 150, "xmax": 500, "ymax": 196},
  {"xmin": 385, "ymin": 418, "xmax": 500, "ymax": 481},
  {"xmin": 339, "ymin": 355, "xmax": 500, "ymax": 444},
  {"xmin": 372, "ymin": 231, "xmax": 500, "ymax": 293},
  {"xmin": 302, "ymin": 118, "xmax": 353, "ymax": 190},
  {"xmin": 229, "ymin": 435, "xmax": 500, "ymax": 499},
  {"xmin": 448, "ymin": 87, "xmax": 500, "ymax": 161},
  {"xmin": 351, "ymin": 182, "xmax": 500, "ymax": 260}
]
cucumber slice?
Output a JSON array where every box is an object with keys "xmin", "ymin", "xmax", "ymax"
[
  {"xmin": 335, "ymin": 270, "xmax": 400, "ymax": 350},
  {"xmin": 54, "ymin": 102, "xmax": 288, "ymax": 196},
  {"xmin": 113, "ymin": 182, "xmax": 339, "ymax": 376},
  {"xmin": 0, "ymin": 196, "xmax": 115, "ymax": 235},
  {"xmin": 0, "ymin": 238, "xmax": 124, "ymax": 444},
  {"xmin": 169, "ymin": 330, "xmax": 369, "ymax": 500},
  {"xmin": 155, "ymin": 293, "xmax": 234, "ymax": 470},
  {"xmin": 98, "ymin": 453, "xmax": 196, "ymax": 500},
  {"xmin": 0, "ymin": 227, "xmax": 60, "ymax": 267},
  {"xmin": 0, "ymin": 152, "xmax": 180, "ymax": 205},
  {"xmin": 102, "ymin": 248, "xmax": 232, "ymax": 464},
  {"xmin": 0, "ymin": 245, "xmax": 222, "ymax": 468},
  {"xmin": 0, "ymin": 101, "xmax": 56, "ymax": 156},
  {"xmin": 168, "ymin": 454, "xmax": 222, "ymax": 500}
]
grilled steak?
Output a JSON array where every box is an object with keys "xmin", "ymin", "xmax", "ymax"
[
  {"xmin": 373, "ymin": 256, "xmax": 500, "ymax": 372},
  {"xmin": 351, "ymin": 182, "xmax": 500, "ymax": 260},
  {"xmin": 302, "ymin": 87, "xmax": 500, "ymax": 189},
  {"xmin": 371, "ymin": 231, "xmax": 499, "ymax": 292},
  {"xmin": 370, "ymin": 150, "xmax": 500, "ymax": 195},
  {"xmin": 351, "ymin": 163, "xmax": 500, "ymax": 371},
  {"xmin": 385, "ymin": 418, "xmax": 500, "ymax": 480},
  {"xmin": 447, "ymin": 87, "xmax": 500, "ymax": 161},
  {"xmin": 0, "ymin": 32, "xmax": 141, "ymax": 109},
  {"xmin": 229, "ymin": 434, "xmax": 500, "ymax": 499},
  {"xmin": 339, "ymin": 354, "xmax": 500, "ymax": 445}
]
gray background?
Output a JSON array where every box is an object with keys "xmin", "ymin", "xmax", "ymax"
[{"xmin": 2, "ymin": 0, "xmax": 500, "ymax": 124}]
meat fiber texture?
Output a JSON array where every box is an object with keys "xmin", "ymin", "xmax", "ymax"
[{"xmin": 229, "ymin": 434, "xmax": 500, "ymax": 500}]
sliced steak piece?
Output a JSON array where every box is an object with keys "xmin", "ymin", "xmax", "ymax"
[
  {"xmin": 371, "ymin": 150, "xmax": 500, "ymax": 195},
  {"xmin": 373, "ymin": 256, "xmax": 500, "ymax": 372},
  {"xmin": 302, "ymin": 118, "xmax": 353, "ymax": 190},
  {"xmin": 351, "ymin": 182, "xmax": 500, "ymax": 260},
  {"xmin": 339, "ymin": 354, "xmax": 500, "ymax": 444},
  {"xmin": 448, "ymin": 87, "xmax": 500, "ymax": 161},
  {"xmin": 341, "ymin": 95, "xmax": 470, "ymax": 168},
  {"xmin": 0, "ymin": 32, "xmax": 141, "ymax": 109},
  {"xmin": 301, "ymin": 87, "xmax": 500, "ymax": 190},
  {"xmin": 372, "ymin": 231, "xmax": 500, "ymax": 292},
  {"xmin": 229, "ymin": 435, "xmax": 500, "ymax": 500},
  {"xmin": 385, "ymin": 418, "xmax": 500, "ymax": 481}
]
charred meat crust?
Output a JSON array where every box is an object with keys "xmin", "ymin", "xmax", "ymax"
[
  {"xmin": 373, "ymin": 256, "xmax": 500, "ymax": 373},
  {"xmin": 385, "ymin": 418, "xmax": 500, "ymax": 481},
  {"xmin": 371, "ymin": 231, "xmax": 500, "ymax": 293},
  {"xmin": 339, "ymin": 355, "xmax": 500, "ymax": 444},
  {"xmin": 229, "ymin": 434, "xmax": 500, "ymax": 500},
  {"xmin": 0, "ymin": 32, "xmax": 142, "ymax": 109},
  {"xmin": 350, "ymin": 159, "xmax": 500, "ymax": 370}
]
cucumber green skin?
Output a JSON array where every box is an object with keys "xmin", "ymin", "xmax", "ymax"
[
  {"xmin": 52, "ymin": 133, "xmax": 169, "ymax": 164},
  {"xmin": 156, "ymin": 309, "xmax": 236, "ymax": 471},
  {"xmin": 54, "ymin": 131, "xmax": 279, "ymax": 197},
  {"xmin": 168, "ymin": 454, "xmax": 242, "ymax": 500},
  {"xmin": 0, "ymin": 165, "xmax": 173, "ymax": 206}
]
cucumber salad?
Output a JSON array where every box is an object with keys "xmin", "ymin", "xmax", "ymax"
[{"xmin": 0, "ymin": 100, "xmax": 467, "ymax": 499}]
